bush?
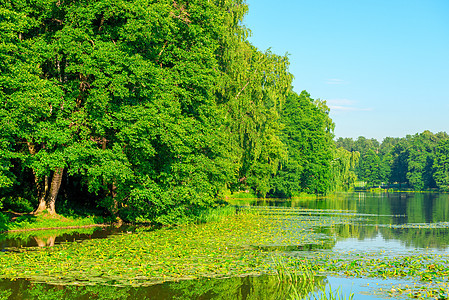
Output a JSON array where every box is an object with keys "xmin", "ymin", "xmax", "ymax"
[
  {"xmin": 2, "ymin": 196, "xmax": 34, "ymax": 213},
  {"xmin": 0, "ymin": 212, "xmax": 8, "ymax": 231}
]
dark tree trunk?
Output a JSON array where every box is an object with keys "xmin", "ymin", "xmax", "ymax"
[
  {"xmin": 27, "ymin": 141, "xmax": 50, "ymax": 214},
  {"xmin": 111, "ymin": 182, "xmax": 122, "ymax": 224},
  {"xmin": 33, "ymin": 175, "xmax": 49, "ymax": 214},
  {"xmin": 46, "ymin": 168, "xmax": 64, "ymax": 215}
]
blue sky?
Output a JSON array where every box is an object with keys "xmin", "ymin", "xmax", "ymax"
[{"xmin": 243, "ymin": 0, "xmax": 449, "ymax": 141}]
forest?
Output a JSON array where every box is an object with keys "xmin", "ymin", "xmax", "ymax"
[
  {"xmin": 0, "ymin": 0, "xmax": 357, "ymax": 224},
  {"xmin": 336, "ymin": 130, "xmax": 449, "ymax": 191}
]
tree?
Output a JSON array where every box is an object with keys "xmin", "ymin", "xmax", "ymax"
[
  {"xmin": 345, "ymin": 130, "xmax": 449, "ymax": 191},
  {"xmin": 0, "ymin": 1, "xmax": 71, "ymax": 214},
  {"xmin": 406, "ymin": 131, "xmax": 440, "ymax": 190},
  {"xmin": 0, "ymin": 0, "xmax": 245, "ymax": 219},
  {"xmin": 433, "ymin": 140, "xmax": 449, "ymax": 192},
  {"xmin": 389, "ymin": 142, "xmax": 409, "ymax": 185},
  {"xmin": 0, "ymin": 0, "xmax": 299, "ymax": 221},
  {"xmin": 330, "ymin": 147, "xmax": 360, "ymax": 191},
  {"xmin": 271, "ymin": 91, "xmax": 335, "ymax": 196}
]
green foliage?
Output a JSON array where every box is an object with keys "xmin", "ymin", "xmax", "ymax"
[
  {"xmin": 0, "ymin": 0, "xmax": 252, "ymax": 221},
  {"xmin": 0, "ymin": 289, "xmax": 11, "ymax": 300},
  {"xmin": 337, "ymin": 130, "xmax": 449, "ymax": 191},
  {"xmin": 361, "ymin": 149, "xmax": 385, "ymax": 186},
  {"xmin": 196, "ymin": 205, "xmax": 237, "ymax": 224},
  {"xmin": 0, "ymin": 0, "xmax": 347, "ymax": 223},
  {"xmin": 223, "ymin": 190, "xmax": 258, "ymax": 199},
  {"xmin": 1, "ymin": 196, "xmax": 34, "ymax": 213},
  {"xmin": 0, "ymin": 212, "xmax": 8, "ymax": 231},
  {"xmin": 433, "ymin": 139, "xmax": 449, "ymax": 192},
  {"xmin": 330, "ymin": 147, "xmax": 359, "ymax": 191},
  {"xmin": 272, "ymin": 91, "xmax": 336, "ymax": 197},
  {"xmin": 389, "ymin": 142, "xmax": 408, "ymax": 184}
]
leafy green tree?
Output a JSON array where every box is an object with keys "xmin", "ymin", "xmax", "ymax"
[
  {"xmin": 344, "ymin": 131, "xmax": 448, "ymax": 191},
  {"xmin": 271, "ymin": 91, "xmax": 334, "ymax": 196},
  {"xmin": 389, "ymin": 142, "xmax": 409, "ymax": 185},
  {"xmin": 0, "ymin": 0, "xmax": 248, "ymax": 220},
  {"xmin": 433, "ymin": 140, "xmax": 449, "ymax": 192},
  {"xmin": 221, "ymin": 44, "xmax": 292, "ymax": 197},
  {"xmin": 330, "ymin": 147, "xmax": 360, "ymax": 191},
  {"xmin": 362, "ymin": 149, "xmax": 385, "ymax": 186},
  {"xmin": 406, "ymin": 131, "xmax": 440, "ymax": 190},
  {"xmin": 0, "ymin": 0, "xmax": 300, "ymax": 221},
  {"xmin": 0, "ymin": 1, "xmax": 71, "ymax": 214},
  {"xmin": 335, "ymin": 137, "xmax": 355, "ymax": 151}
]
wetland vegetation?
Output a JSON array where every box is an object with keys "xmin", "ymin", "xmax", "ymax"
[
  {"xmin": 1, "ymin": 192, "xmax": 449, "ymax": 299},
  {"xmin": 1, "ymin": 0, "xmax": 449, "ymax": 299}
]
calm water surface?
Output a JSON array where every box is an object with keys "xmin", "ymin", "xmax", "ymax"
[
  {"xmin": 0, "ymin": 225, "xmax": 138, "ymax": 251},
  {"xmin": 1, "ymin": 192, "xmax": 448, "ymax": 299}
]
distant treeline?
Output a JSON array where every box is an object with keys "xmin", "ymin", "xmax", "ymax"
[
  {"xmin": 0, "ymin": 0, "xmax": 356, "ymax": 224},
  {"xmin": 336, "ymin": 130, "xmax": 449, "ymax": 191}
]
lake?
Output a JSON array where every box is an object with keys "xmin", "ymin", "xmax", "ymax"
[{"xmin": 1, "ymin": 192, "xmax": 449, "ymax": 299}]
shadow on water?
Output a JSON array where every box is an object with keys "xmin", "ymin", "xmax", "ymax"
[
  {"xmin": 0, "ymin": 274, "xmax": 328, "ymax": 300},
  {"xmin": 0, "ymin": 276, "xmax": 416, "ymax": 300},
  {"xmin": 0, "ymin": 225, "xmax": 140, "ymax": 251}
]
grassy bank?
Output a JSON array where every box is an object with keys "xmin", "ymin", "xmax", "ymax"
[
  {"xmin": 223, "ymin": 191, "xmax": 323, "ymax": 201},
  {"xmin": 0, "ymin": 211, "xmax": 106, "ymax": 232},
  {"xmin": 0, "ymin": 204, "xmax": 239, "ymax": 233}
]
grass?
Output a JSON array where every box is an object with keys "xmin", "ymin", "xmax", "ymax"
[
  {"xmin": 273, "ymin": 256, "xmax": 315, "ymax": 285},
  {"xmin": 272, "ymin": 256, "xmax": 354, "ymax": 300},
  {"xmin": 196, "ymin": 205, "xmax": 238, "ymax": 223},
  {"xmin": 303, "ymin": 286, "xmax": 354, "ymax": 300},
  {"xmin": 273, "ymin": 256, "xmax": 318, "ymax": 299},
  {"xmin": 222, "ymin": 190, "xmax": 259, "ymax": 199},
  {"xmin": 0, "ymin": 210, "xmax": 105, "ymax": 232}
]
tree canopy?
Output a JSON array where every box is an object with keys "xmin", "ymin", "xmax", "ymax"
[
  {"xmin": 0, "ymin": 0, "xmax": 357, "ymax": 223},
  {"xmin": 336, "ymin": 131, "xmax": 449, "ymax": 191}
]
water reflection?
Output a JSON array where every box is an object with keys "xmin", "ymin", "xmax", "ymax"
[
  {"xmin": 0, "ymin": 225, "xmax": 138, "ymax": 251},
  {"xmin": 0, "ymin": 274, "xmax": 327, "ymax": 300},
  {"xmin": 33, "ymin": 235, "xmax": 56, "ymax": 247},
  {"xmin": 0, "ymin": 275, "xmax": 417, "ymax": 300},
  {"xmin": 4, "ymin": 193, "xmax": 449, "ymax": 254},
  {"xmin": 233, "ymin": 192, "xmax": 449, "ymax": 251},
  {"xmin": 2, "ymin": 192, "xmax": 448, "ymax": 299}
]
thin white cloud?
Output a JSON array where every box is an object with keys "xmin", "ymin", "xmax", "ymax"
[
  {"xmin": 327, "ymin": 99, "xmax": 355, "ymax": 106},
  {"xmin": 327, "ymin": 99, "xmax": 372, "ymax": 112}
]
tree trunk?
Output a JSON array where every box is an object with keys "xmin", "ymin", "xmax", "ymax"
[
  {"xmin": 33, "ymin": 175, "xmax": 49, "ymax": 214},
  {"xmin": 46, "ymin": 168, "xmax": 64, "ymax": 215},
  {"xmin": 111, "ymin": 182, "xmax": 122, "ymax": 225},
  {"xmin": 27, "ymin": 141, "xmax": 50, "ymax": 215},
  {"xmin": 34, "ymin": 196, "xmax": 47, "ymax": 214}
]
